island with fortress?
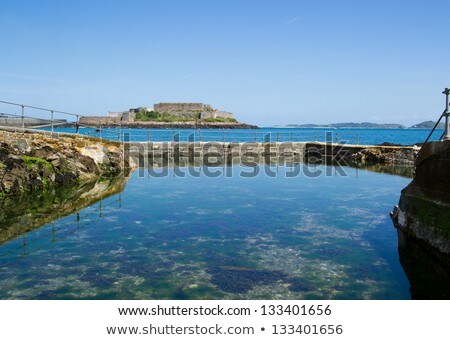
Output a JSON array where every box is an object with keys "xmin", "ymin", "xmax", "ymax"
[{"xmin": 79, "ymin": 102, "xmax": 257, "ymax": 129}]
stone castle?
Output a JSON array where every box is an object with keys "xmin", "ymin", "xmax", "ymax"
[
  {"xmin": 79, "ymin": 102, "xmax": 234, "ymax": 125},
  {"xmin": 152, "ymin": 102, "xmax": 233, "ymax": 120}
]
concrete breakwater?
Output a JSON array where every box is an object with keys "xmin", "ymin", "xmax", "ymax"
[
  {"xmin": 0, "ymin": 117, "xmax": 67, "ymax": 128},
  {"xmin": 126, "ymin": 141, "xmax": 418, "ymax": 167},
  {"xmin": 0, "ymin": 129, "xmax": 133, "ymax": 196}
]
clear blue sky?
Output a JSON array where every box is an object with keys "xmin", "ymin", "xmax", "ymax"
[{"xmin": 1, "ymin": 0, "xmax": 449, "ymax": 126}]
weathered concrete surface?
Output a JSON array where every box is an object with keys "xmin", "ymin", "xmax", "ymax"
[
  {"xmin": 0, "ymin": 129, "xmax": 134, "ymax": 196},
  {"xmin": 392, "ymin": 140, "xmax": 450, "ymax": 254}
]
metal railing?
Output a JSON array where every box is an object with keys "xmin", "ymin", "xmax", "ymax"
[
  {"xmin": 0, "ymin": 97, "xmax": 447, "ymax": 146},
  {"xmin": 416, "ymin": 88, "xmax": 450, "ymax": 158},
  {"xmin": 0, "ymin": 99, "xmax": 84, "ymax": 133}
]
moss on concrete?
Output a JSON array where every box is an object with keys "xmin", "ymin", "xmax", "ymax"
[{"xmin": 408, "ymin": 195, "xmax": 450, "ymax": 238}]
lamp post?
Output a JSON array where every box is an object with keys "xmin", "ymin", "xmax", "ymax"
[{"xmin": 444, "ymin": 88, "xmax": 450, "ymax": 140}]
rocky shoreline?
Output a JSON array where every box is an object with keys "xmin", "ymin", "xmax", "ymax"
[
  {"xmin": 79, "ymin": 121, "xmax": 258, "ymax": 129},
  {"xmin": 0, "ymin": 129, "xmax": 132, "ymax": 197}
]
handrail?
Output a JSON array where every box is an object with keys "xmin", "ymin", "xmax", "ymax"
[
  {"xmin": 420, "ymin": 110, "xmax": 445, "ymax": 146},
  {"xmin": 415, "ymin": 88, "xmax": 450, "ymax": 159},
  {"xmin": 0, "ymin": 99, "xmax": 84, "ymax": 118}
]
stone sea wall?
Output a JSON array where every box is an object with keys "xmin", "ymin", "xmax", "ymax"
[
  {"xmin": 0, "ymin": 129, "xmax": 133, "ymax": 196},
  {"xmin": 392, "ymin": 140, "xmax": 450, "ymax": 253},
  {"xmin": 125, "ymin": 141, "xmax": 416, "ymax": 168}
]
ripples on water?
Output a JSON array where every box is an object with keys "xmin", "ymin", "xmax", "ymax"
[{"xmin": 0, "ymin": 164, "xmax": 439, "ymax": 299}]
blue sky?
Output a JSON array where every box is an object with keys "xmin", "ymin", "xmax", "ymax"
[{"xmin": 1, "ymin": 0, "xmax": 449, "ymax": 126}]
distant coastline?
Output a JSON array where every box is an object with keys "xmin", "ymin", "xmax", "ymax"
[{"xmin": 272, "ymin": 120, "xmax": 445, "ymax": 129}]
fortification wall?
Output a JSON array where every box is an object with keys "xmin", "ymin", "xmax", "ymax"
[
  {"xmin": 154, "ymin": 103, "xmax": 205, "ymax": 112},
  {"xmin": 200, "ymin": 111, "xmax": 234, "ymax": 119},
  {"xmin": 122, "ymin": 111, "xmax": 136, "ymax": 122}
]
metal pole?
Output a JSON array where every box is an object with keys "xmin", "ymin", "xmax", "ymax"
[
  {"xmin": 147, "ymin": 130, "xmax": 150, "ymax": 142},
  {"xmin": 51, "ymin": 110, "xmax": 54, "ymax": 134},
  {"xmin": 444, "ymin": 88, "xmax": 450, "ymax": 140},
  {"xmin": 290, "ymin": 131, "xmax": 293, "ymax": 142},
  {"xmin": 99, "ymin": 124, "xmax": 102, "ymax": 141},
  {"xmin": 21, "ymin": 105, "xmax": 24, "ymax": 130}
]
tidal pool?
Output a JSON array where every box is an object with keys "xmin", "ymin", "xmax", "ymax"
[{"xmin": 0, "ymin": 164, "xmax": 416, "ymax": 299}]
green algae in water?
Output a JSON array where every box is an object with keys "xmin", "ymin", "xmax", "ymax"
[{"xmin": 0, "ymin": 164, "xmax": 420, "ymax": 299}]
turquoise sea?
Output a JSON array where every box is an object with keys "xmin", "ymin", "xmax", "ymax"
[
  {"xmin": 48, "ymin": 126, "xmax": 444, "ymax": 145},
  {"xmin": 0, "ymin": 163, "xmax": 432, "ymax": 300}
]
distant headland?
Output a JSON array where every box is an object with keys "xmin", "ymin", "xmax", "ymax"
[
  {"xmin": 277, "ymin": 121, "xmax": 446, "ymax": 129},
  {"xmin": 79, "ymin": 102, "xmax": 257, "ymax": 129}
]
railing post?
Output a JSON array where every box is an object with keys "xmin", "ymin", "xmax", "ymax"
[
  {"xmin": 444, "ymin": 88, "xmax": 450, "ymax": 140},
  {"xmin": 51, "ymin": 110, "xmax": 54, "ymax": 134},
  {"xmin": 21, "ymin": 105, "xmax": 24, "ymax": 130}
]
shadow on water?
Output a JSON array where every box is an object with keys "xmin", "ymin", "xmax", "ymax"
[
  {"xmin": 356, "ymin": 163, "xmax": 414, "ymax": 178},
  {"xmin": 0, "ymin": 177, "xmax": 128, "ymax": 245},
  {"xmin": 397, "ymin": 229, "xmax": 450, "ymax": 299}
]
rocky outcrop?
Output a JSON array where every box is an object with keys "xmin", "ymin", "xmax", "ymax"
[
  {"xmin": 0, "ymin": 130, "xmax": 133, "ymax": 196},
  {"xmin": 348, "ymin": 147, "xmax": 416, "ymax": 166},
  {"xmin": 304, "ymin": 142, "xmax": 417, "ymax": 166},
  {"xmin": 391, "ymin": 140, "xmax": 450, "ymax": 254}
]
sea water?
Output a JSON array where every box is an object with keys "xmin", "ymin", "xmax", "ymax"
[
  {"xmin": 48, "ymin": 126, "xmax": 444, "ymax": 145},
  {"xmin": 0, "ymin": 164, "xmax": 416, "ymax": 299}
]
